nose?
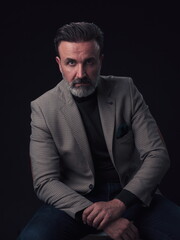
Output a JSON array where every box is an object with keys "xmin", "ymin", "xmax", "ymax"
[{"xmin": 76, "ymin": 64, "xmax": 86, "ymax": 79}]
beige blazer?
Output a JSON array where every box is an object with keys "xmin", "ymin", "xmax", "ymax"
[{"xmin": 30, "ymin": 76, "xmax": 170, "ymax": 218}]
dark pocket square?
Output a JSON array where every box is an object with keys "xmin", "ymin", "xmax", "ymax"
[{"xmin": 116, "ymin": 123, "xmax": 129, "ymax": 139}]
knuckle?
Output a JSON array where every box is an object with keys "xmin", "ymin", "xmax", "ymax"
[
  {"xmin": 124, "ymin": 218, "xmax": 130, "ymax": 226},
  {"xmin": 92, "ymin": 221, "xmax": 97, "ymax": 228},
  {"xmin": 87, "ymin": 216, "xmax": 92, "ymax": 222},
  {"xmin": 101, "ymin": 209, "xmax": 106, "ymax": 215},
  {"xmin": 106, "ymin": 211, "xmax": 111, "ymax": 216},
  {"xmin": 114, "ymin": 231, "xmax": 122, "ymax": 239},
  {"xmin": 105, "ymin": 212, "xmax": 111, "ymax": 221},
  {"xmin": 83, "ymin": 212, "xmax": 87, "ymax": 217}
]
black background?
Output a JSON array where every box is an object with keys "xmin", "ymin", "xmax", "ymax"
[{"xmin": 1, "ymin": 2, "xmax": 180, "ymax": 239}]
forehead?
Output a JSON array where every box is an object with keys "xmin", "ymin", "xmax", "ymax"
[{"xmin": 58, "ymin": 40, "xmax": 100, "ymax": 58}]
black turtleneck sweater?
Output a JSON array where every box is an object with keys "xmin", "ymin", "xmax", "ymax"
[
  {"xmin": 73, "ymin": 91, "xmax": 140, "ymax": 215},
  {"xmin": 73, "ymin": 91, "xmax": 120, "ymax": 183}
]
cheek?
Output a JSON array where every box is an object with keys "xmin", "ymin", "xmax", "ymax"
[
  {"xmin": 61, "ymin": 68, "xmax": 76, "ymax": 83},
  {"xmin": 88, "ymin": 67, "xmax": 100, "ymax": 77}
]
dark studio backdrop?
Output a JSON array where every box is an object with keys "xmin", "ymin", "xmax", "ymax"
[{"xmin": 1, "ymin": 2, "xmax": 180, "ymax": 239}]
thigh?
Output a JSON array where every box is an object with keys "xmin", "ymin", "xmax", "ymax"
[
  {"xmin": 17, "ymin": 204, "xmax": 97, "ymax": 240},
  {"xmin": 134, "ymin": 194, "xmax": 180, "ymax": 240}
]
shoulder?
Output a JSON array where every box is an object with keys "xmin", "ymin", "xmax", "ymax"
[
  {"xmin": 100, "ymin": 75, "xmax": 133, "ymax": 87},
  {"xmin": 100, "ymin": 75, "xmax": 132, "ymax": 82},
  {"xmin": 99, "ymin": 75, "xmax": 135, "ymax": 94}
]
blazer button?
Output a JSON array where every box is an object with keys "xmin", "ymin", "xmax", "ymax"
[{"xmin": 89, "ymin": 184, "xmax": 94, "ymax": 190}]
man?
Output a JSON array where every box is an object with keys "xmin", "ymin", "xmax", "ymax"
[{"xmin": 18, "ymin": 22, "xmax": 180, "ymax": 240}]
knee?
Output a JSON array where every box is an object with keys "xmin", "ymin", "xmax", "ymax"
[{"xmin": 17, "ymin": 227, "xmax": 44, "ymax": 240}]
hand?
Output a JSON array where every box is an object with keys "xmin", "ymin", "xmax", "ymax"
[
  {"xmin": 104, "ymin": 218, "xmax": 139, "ymax": 240},
  {"xmin": 82, "ymin": 199, "xmax": 126, "ymax": 229}
]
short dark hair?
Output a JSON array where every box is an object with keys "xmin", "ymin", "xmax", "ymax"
[{"xmin": 54, "ymin": 22, "xmax": 104, "ymax": 56}]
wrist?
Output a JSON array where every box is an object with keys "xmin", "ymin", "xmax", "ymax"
[
  {"xmin": 112, "ymin": 198, "xmax": 126, "ymax": 211},
  {"xmin": 75, "ymin": 209, "xmax": 85, "ymax": 223},
  {"xmin": 116, "ymin": 189, "xmax": 141, "ymax": 208}
]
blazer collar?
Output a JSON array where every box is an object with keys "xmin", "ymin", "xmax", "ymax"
[
  {"xmin": 57, "ymin": 79, "xmax": 94, "ymax": 172},
  {"xmin": 97, "ymin": 77, "xmax": 115, "ymax": 162}
]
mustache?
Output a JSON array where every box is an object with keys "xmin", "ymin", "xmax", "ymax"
[{"xmin": 71, "ymin": 77, "xmax": 91, "ymax": 87}]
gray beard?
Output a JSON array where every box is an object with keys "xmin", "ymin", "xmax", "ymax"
[
  {"xmin": 69, "ymin": 84, "xmax": 96, "ymax": 97},
  {"xmin": 64, "ymin": 77, "xmax": 99, "ymax": 98}
]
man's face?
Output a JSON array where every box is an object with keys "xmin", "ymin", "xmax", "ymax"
[{"xmin": 56, "ymin": 40, "xmax": 103, "ymax": 97}]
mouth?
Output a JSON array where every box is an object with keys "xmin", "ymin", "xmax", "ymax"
[
  {"xmin": 72, "ymin": 77, "xmax": 91, "ymax": 88},
  {"xmin": 75, "ymin": 83, "xmax": 90, "ymax": 87}
]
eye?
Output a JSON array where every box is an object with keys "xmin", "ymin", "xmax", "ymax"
[
  {"xmin": 66, "ymin": 59, "xmax": 76, "ymax": 66},
  {"xmin": 85, "ymin": 58, "xmax": 95, "ymax": 65}
]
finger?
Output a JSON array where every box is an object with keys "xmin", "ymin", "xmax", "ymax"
[
  {"xmin": 97, "ymin": 214, "xmax": 112, "ymax": 230},
  {"xmin": 86, "ymin": 211, "xmax": 100, "ymax": 226},
  {"xmin": 91, "ymin": 213, "xmax": 104, "ymax": 229},
  {"xmin": 121, "ymin": 231, "xmax": 132, "ymax": 240},
  {"xmin": 129, "ymin": 222, "xmax": 139, "ymax": 238},
  {"xmin": 82, "ymin": 205, "xmax": 95, "ymax": 223},
  {"xmin": 123, "ymin": 229, "xmax": 135, "ymax": 240}
]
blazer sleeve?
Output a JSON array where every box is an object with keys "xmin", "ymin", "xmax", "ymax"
[
  {"xmin": 122, "ymin": 78, "xmax": 170, "ymax": 205},
  {"xmin": 30, "ymin": 101, "xmax": 92, "ymax": 219}
]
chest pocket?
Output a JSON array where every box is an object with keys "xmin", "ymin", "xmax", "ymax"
[{"xmin": 116, "ymin": 129, "xmax": 134, "ymax": 144}]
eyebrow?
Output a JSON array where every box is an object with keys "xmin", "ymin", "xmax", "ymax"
[
  {"xmin": 65, "ymin": 57, "xmax": 96, "ymax": 62},
  {"xmin": 65, "ymin": 58, "xmax": 76, "ymax": 62},
  {"xmin": 85, "ymin": 57, "xmax": 96, "ymax": 61}
]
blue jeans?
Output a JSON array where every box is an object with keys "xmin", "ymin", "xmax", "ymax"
[{"xmin": 17, "ymin": 183, "xmax": 180, "ymax": 240}]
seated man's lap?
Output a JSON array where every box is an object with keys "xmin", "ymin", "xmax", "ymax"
[
  {"xmin": 17, "ymin": 204, "xmax": 98, "ymax": 240},
  {"xmin": 17, "ymin": 188, "xmax": 180, "ymax": 240},
  {"xmin": 17, "ymin": 183, "xmax": 119, "ymax": 240}
]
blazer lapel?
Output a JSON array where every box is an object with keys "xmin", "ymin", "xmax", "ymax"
[
  {"xmin": 97, "ymin": 79, "xmax": 115, "ymax": 162},
  {"xmin": 58, "ymin": 80, "xmax": 94, "ymax": 173}
]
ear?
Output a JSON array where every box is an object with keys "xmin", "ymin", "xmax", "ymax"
[{"xmin": 55, "ymin": 56, "xmax": 62, "ymax": 72}]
